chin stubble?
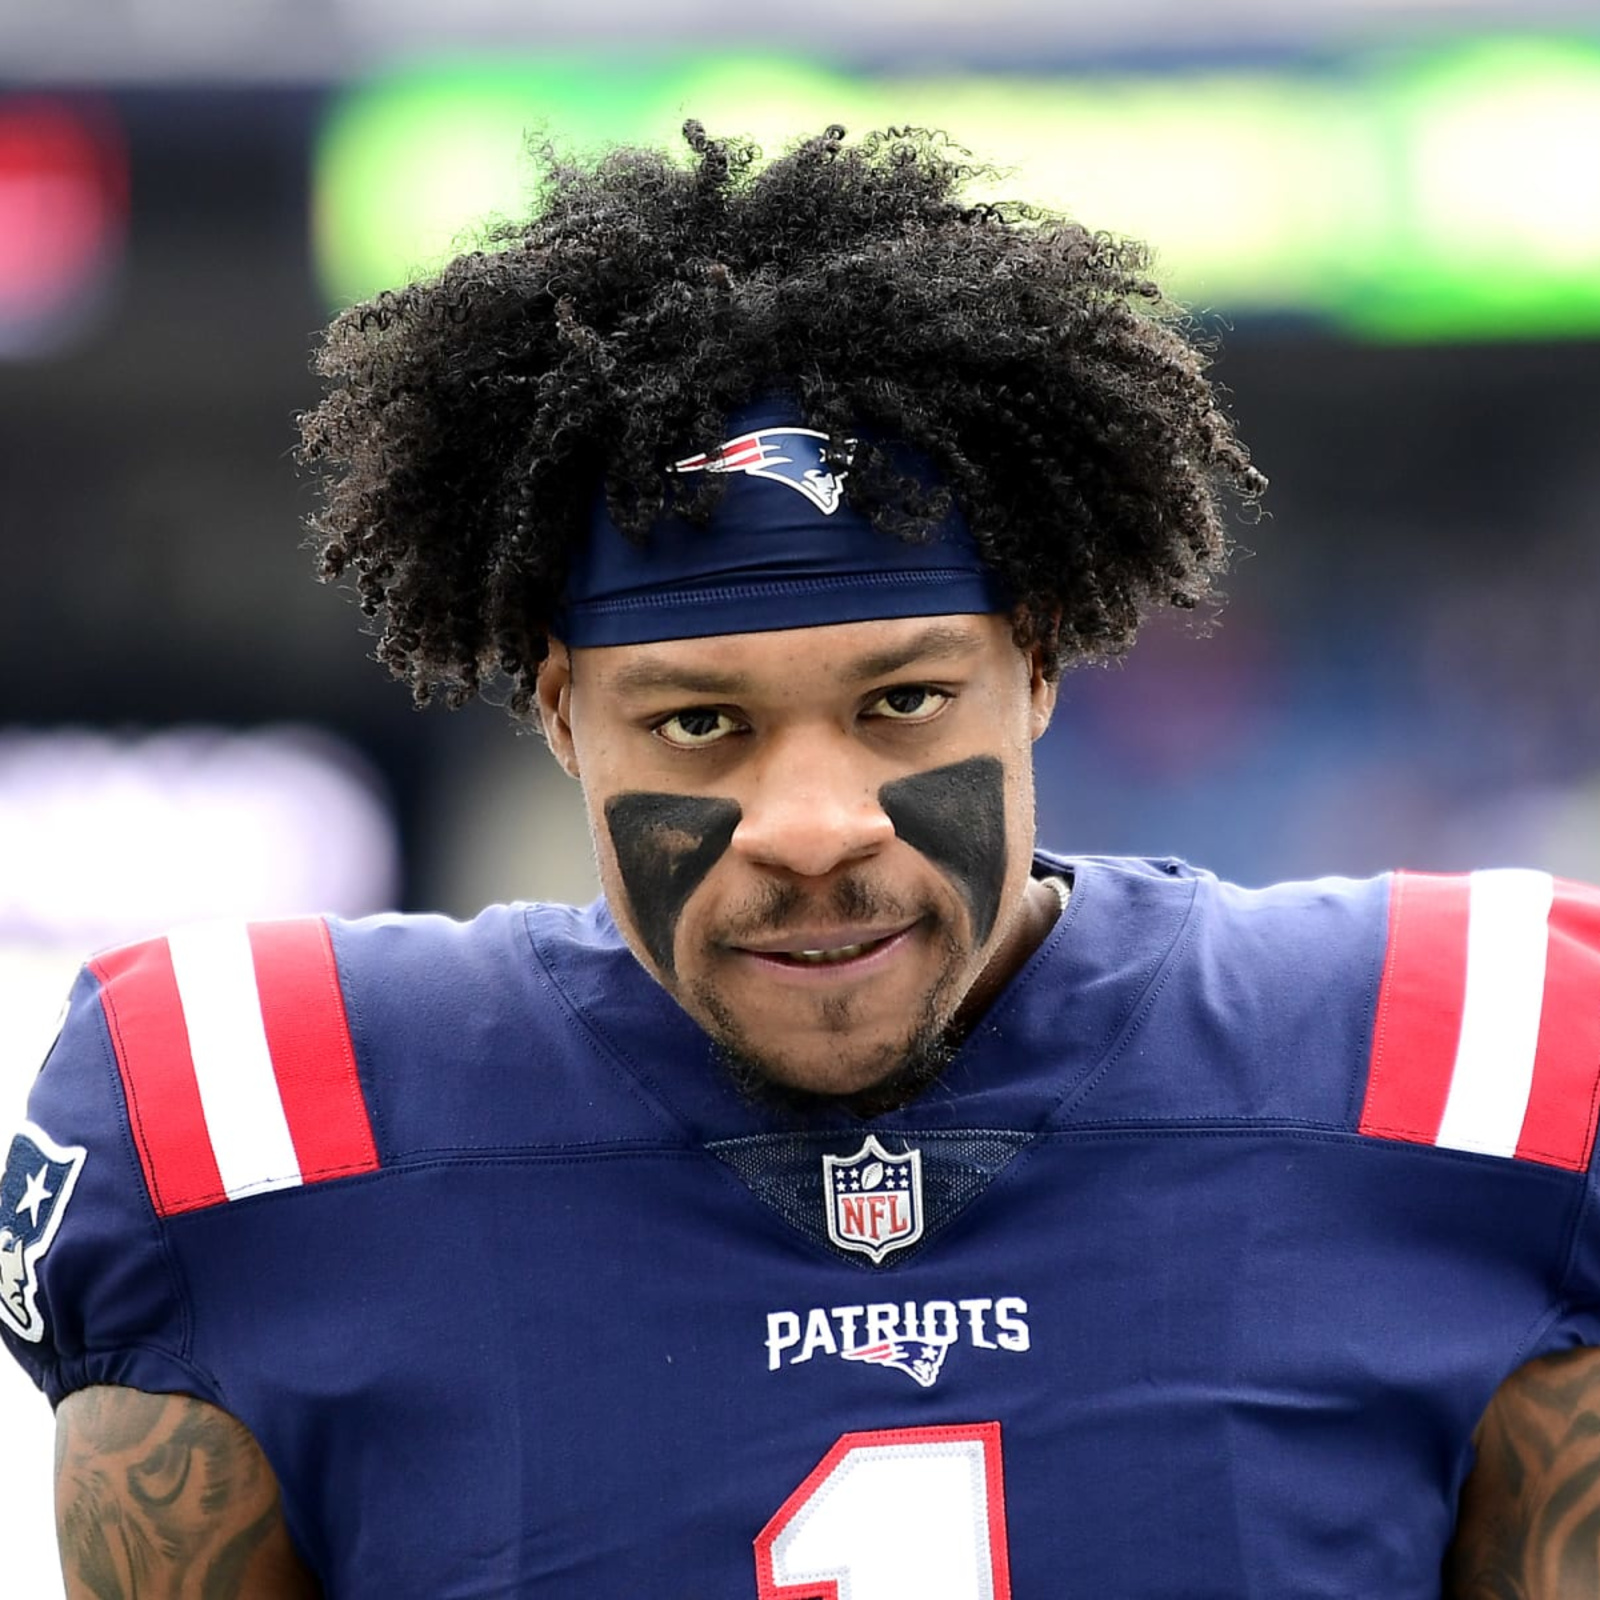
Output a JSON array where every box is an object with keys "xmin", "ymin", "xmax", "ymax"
[{"xmin": 690, "ymin": 923, "xmax": 966, "ymax": 1120}]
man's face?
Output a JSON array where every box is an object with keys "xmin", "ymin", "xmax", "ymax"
[{"xmin": 537, "ymin": 613, "xmax": 1057, "ymax": 1103}]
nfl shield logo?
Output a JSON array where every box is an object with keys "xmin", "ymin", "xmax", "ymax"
[{"xmin": 823, "ymin": 1136, "xmax": 924, "ymax": 1263}]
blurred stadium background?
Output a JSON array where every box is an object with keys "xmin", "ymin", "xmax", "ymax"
[{"xmin": 4, "ymin": 1, "xmax": 1600, "ymax": 1587}]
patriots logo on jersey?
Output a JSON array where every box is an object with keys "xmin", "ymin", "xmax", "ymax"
[
  {"xmin": 0, "ymin": 1121, "xmax": 86, "ymax": 1343},
  {"xmin": 823, "ymin": 1136, "xmax": 924, "ymax": 1263},
  {"xmin": 672, "ymin": 428, "xmax": 851, "ymax": 515},
  {"xmin": 841, "ymin": 1335, "xmax": 953, "ymax": 1389}
]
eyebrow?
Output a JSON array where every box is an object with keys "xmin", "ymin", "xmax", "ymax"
[
  {"xmin": 604, "ymin": 621, "xmax": 987, "ymax": 701},
  {"xmin": 605, "ymin": 660, "xmax": 755, "ymax": 698},
  {"xmin": 840, "ymin": 622, "xmax": 986, "ymax": 682}
]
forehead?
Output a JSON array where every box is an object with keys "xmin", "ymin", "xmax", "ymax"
[{"xmin": 576, "ymin": 613, "xmax": 1016, "ymax": 697}]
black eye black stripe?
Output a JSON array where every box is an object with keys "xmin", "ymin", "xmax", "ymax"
[
  {"xmin": 605, "ymin": 755, "xmax": 1008, "ymax": 973},
  {"xmin": 604, "ymin": 793, "xmax": 741, "ymax": 975},
  {"xmin": 879, "ymin": 757, "xmax": 1007, "ymax": 946}
]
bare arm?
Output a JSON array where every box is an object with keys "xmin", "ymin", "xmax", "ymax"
[
  {"xmin": 1446, "ymin": 1347, "xmax": 1600, "ymax": 1599},
  {"xmin": 55, "ymin": 1386, "xmax": 320, "ymax": 1600}
]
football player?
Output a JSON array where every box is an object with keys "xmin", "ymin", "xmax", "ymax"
[{"xmin": 7, "ymin": 123, "xmax": 1598, "ymax": 1599}]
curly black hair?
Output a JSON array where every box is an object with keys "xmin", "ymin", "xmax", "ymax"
[{"xmin": 300, "ymin": 121, "xmax": 1264, "ymax": 715}]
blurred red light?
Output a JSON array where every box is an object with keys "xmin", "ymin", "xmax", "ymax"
[{"xmin": 0, "ymin": 97, "xmax": 128, "ymax": 354}]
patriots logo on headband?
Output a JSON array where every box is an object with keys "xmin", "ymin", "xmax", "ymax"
[{"xmin": 673, "ymin": 428, "xmax": 852, "ymax": 516}]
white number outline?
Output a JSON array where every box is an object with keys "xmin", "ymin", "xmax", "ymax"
[{"xmin": 753, "ymin": 1421, "xmax": 1012, "ymax": 1600}]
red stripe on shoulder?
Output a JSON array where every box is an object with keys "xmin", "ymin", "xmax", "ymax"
[
  {"xmin": 1515, "ymin": 878, "xmax": 1600, "ymax": 1172},
  {"xmin": 91, "ymin": 938, "xmax": 226, "ymax": 1217},
  {"xmin": 1358, "ymin": 871, "xmax": 1471, "ymax": 1147},
  {"xmin": 248, "ymin": 918, "xmax": 379, "ymax": 1182}
]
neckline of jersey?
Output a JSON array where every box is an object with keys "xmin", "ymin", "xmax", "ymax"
[{"xmin": 523, "ymin": 855, "xmax": 1200, "ymax": 1144}]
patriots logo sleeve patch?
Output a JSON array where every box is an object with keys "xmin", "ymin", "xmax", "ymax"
[
  {"xmin": 0, "ymin": 1121, "xmax": 86, "ymax": 1343},
  {"xmin": 1359, "ymin": 870, "xmax": 1600, "ymax": 1171}
]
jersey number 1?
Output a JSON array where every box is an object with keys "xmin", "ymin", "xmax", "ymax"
[{"xmin": 754, "ymin": 1421, "xmax": 1011, "ymax": 1599}]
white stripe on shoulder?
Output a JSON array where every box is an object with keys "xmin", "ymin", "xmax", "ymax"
[
  {"xmin": 166, "ymin": 920, "xmax": 303, "ymax": 1200},
  {"xmin": 1434, "ymin": 868, "xmax": 1553, "ymax": 1159}
]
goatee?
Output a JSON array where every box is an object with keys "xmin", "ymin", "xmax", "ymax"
[{"xmin": 693, "ymin": 964, "xmax": 961, "ymax": 1121}]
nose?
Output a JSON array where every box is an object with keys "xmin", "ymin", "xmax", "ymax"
[{"xmin": 730, "ymin": 731, "xmax": 896, "ymax": 879}]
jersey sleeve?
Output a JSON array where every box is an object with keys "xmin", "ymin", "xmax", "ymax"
[
  {"xmin": 1350, "ymin": 870, "xmax": 1600, "ymax": 1332},
  {"xmin": 1318, "ymin": 868, "xmax": 1600, "ymax": 1346},
  {"xmin": 0, "ymin": 958, "xmax": 222, "ymax": 1409}
]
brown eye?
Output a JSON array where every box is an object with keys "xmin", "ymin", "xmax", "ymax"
[
  {"xmin": 868, "ymin": 686, "xmax": 950, "ymax": 722},
  {"xmin": 656, "ymin": 708, "xmax": 739, "ymax": 748}
]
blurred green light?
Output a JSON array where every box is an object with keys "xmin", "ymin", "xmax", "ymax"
[
  {"xmin": 836, "ymin": 75, "xmax": 1386, "ymax": 309},
  {"xmin": 313, "ymin": 58, "xmax": 674, "ymax": 309},
  {"xmin": 312, "ymin": 40, "xmax": 1600, "ymax": 341},
  {"xmin": 640, "ymin": 55, "xmax": 869, "ymax": 150},
  {"xmin": 312, "ymin": 56, "xmax": 868, "ymax": 308},
  {"xmin": 1356, "ymin": 37, "xmax": 1600, "ymax": 339}
]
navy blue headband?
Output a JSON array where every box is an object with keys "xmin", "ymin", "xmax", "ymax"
[{"xmin": 554, "ymin": 397, "xmax": 1010, "ymax": 647}]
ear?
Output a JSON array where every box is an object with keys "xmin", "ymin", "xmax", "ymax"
[
  {"xmin": 535, "ymin": 641, "xmax": 580, "ymax": 779},
  {"xmin": 1023, "ymin": 634, "xmax": 1058, "ymax": 742}
]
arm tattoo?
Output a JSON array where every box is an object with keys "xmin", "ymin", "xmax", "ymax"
[
  {"xmin": 55, "ymin": 1387, "xmax": 317, "ymax": 1600},
  {"xmin": 1447, "ymin": 1347, "xmax": 1600, "ymax": 1599}
]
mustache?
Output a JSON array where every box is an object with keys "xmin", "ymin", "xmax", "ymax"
[{"xmin": 714, "ymin": 874, "xmax": 926, "ymax": 943}]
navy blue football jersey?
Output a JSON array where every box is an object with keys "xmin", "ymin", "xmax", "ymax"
[{"xmin": 7, "ymin": 854, "xmax": 1600, "ymax": 1597}]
